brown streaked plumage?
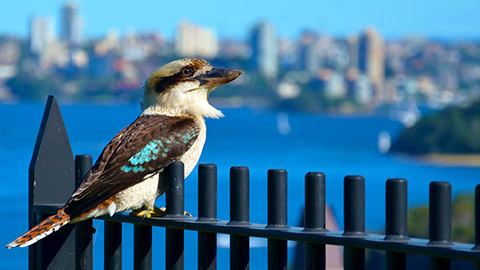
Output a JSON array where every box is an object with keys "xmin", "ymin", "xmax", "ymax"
[
  {"xmin": 65, "ymin": 114, "xmax": 200, "ymax": 218},
  {"xmin": 6, "ymin": 58, "xmax": 243, "ymax": 249}
]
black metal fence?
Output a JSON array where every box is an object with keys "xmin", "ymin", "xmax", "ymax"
[{"xmin": 27, "ymin": 96, "xmax": 480, "ymax": 270}]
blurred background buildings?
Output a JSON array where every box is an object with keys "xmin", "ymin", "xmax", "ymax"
[
  {"xmin": 250, "ymin": 21, "xmax": 278, "ymax": 80},
  {"xmin": 1, "ymin": 1, "xmax": 479, "ymax": 120}
]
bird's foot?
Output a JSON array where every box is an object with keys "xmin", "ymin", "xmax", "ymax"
[
  {"xmin": 157, "ymin": 207, "xmax": 192, "ymax": 217},
  {"xmin": 130, "ymin": 206, "xmax": 192, "ymax": 218},
  {"xmin": 130, "ymin": 206, "xmax": 166, "ymax": 218}
]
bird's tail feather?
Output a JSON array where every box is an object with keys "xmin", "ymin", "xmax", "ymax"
[{"xmin": 5, "ymin": 208, "xmax": 70, "ymax": 249}]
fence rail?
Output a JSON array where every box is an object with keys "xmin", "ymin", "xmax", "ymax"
[{"xmin": 28, "ymin": 96, "xmax": 480, "ymax": 270}]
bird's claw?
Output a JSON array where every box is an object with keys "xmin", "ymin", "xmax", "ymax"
[
  {"xmin": 130, "ymin": 206, "xmax": 191, "ymax": 218},
  {"xmin": 130, "ymin": 206, "xmax": 166, "ymax": 218},
  {"xmin": 157, "ymin": 207, "xmax": 192, "ymax": 217}
]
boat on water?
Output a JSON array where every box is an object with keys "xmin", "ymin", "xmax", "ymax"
[{"xmin": 378, "ymin": 130, "xmax": 391, "ymax": 154}]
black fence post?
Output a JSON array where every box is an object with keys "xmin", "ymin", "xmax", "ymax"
[
  {"xmin": 134, "ymin": 224, "xmax": 152, "ymax": 270},
  {"xmin": 104, "ymin": 221, "xmax": 122, "ymax": 270},
  {"xmin": 229, "ymin": 166, "xmax": 250, "ymax": 270},
  {"xmin": 29, "ymin": 95, "xmax": 76, "ymax": 270},
  {"xmin": 343, "ymin": 175, "xmax": 366, "ymax": 270},
  {"xmin": 428, "ymin": 181, "xmax": 452, "ymax": 270},
  {"xmin": 165, "ymin": 162, "xmax": 185, "ymax": 270},
  {"xmin": 75, "ymin": 155, "xmax": 93, "ymax": 270},
  {"xmin": 304, "ymin": 172, "xmax": 326, "ymax": 270},
  {"xmin": 267, "ymin": 169, "xmax": 288, "ymax": 270},
  {"xmin": 198, "ymin": 164, "xmax": 218, "ymax": 270},
  {"xmin": 385, "ymin": 178, "xmax": 408, "ymax": 270}
]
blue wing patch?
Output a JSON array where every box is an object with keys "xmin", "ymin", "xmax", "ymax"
[
  {"xmin": 120, "ymin": 127, "xmax": 198, "ymax": 174},
  {"xmin": 120, "ymin": 139, "xmax": 164, "ymax": 173}
]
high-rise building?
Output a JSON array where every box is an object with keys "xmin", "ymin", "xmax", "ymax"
[
  {"xmin": 278, "ymin": 37, "xmax": 296, "ymax": 69},
  {"xmin": 349, "ymin": 27, "xmax": 385, "ymax": 102},
  {"xmin": 250, "ymin": 21, "xmax": 278, "ymax": 79},
  {"xmin": 298, "ymin": 31, "xmax": 320, "ymax": 76},
  {"xmin": 174, "ymin": 21, "xmax": 218, "ymax": 58},
  {"xmin": 29, "ymin": 16, "xmax": 54, "ymax": 55},
  {"xmin": 61, "ymin": 2, "xmax": 82, "ymax": 47}
]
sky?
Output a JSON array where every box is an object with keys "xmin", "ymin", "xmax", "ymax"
[{"xmin": 0, "ymin": 0, "xmax": 479, "ymax": 40}]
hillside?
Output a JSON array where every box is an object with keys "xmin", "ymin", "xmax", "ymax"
[{"xmin": 391, "ymin": 100, "xmax": 480, "ymax": 154}]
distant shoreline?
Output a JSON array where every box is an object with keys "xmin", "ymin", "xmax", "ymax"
[{"xmin": 418, "ymin": 154, "xmax": 480, "ymax": 167}]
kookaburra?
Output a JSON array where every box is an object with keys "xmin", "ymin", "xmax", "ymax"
[{"xmin": 6, "ymin": 58, "xmax": 243, "ymax": 248}]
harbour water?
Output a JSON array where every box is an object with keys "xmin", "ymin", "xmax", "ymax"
[{"xmin": 0, "ymin": 102, "xmax": 479, "ymax": 269}]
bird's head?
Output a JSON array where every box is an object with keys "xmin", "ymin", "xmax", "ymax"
[{"xmin": 141, "ymin": 58, "xmax": 243, "ymax": 118}]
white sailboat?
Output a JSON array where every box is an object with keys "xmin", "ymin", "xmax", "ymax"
[
  {"xmin": 378, "ymin": 130, "xmax": 391, "ymax": 154},
  {"xmin": 277, "ymin": 112, "xmax": 291, "ymax": 135}
]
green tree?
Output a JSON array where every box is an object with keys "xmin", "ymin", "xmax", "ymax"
[
  {"xmin": 6, "ymin": 72, "xmax": 57, "ymax": 100},
  {"xmin": 392, "ymin": 100, "xmax": 480, "ymax": 154}
]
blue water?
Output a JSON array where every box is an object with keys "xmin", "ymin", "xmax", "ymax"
[{"xmin": 1, "ymin": 103, "xmax": 479, "ymax": 269}]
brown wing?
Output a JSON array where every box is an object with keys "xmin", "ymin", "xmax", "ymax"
[{"xmin": 64, "ymin": 114, "xmax": 200, "ymax": 218}]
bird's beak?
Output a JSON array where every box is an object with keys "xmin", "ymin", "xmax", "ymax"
[{"xmin": 196, "ymin": 68, "xmax": 244, "ymax": 87}]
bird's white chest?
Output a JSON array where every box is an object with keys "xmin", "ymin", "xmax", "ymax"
[{"xmin": 114, "ymin": 173, "xmax": 160, "ymax": 212}]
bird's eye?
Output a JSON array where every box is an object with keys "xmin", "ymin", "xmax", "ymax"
[{"xmin": 180, "ymin": 67, "xmax": 194, "ymax": 77}]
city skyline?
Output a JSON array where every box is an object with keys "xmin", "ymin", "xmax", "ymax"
[
  {"xmin": 1, "ymin": 0, "xmax": 480, "ymax": 40},
  {"xmin": 2, "ymin": 0, "xmax": 480, "ymax": 118}
]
